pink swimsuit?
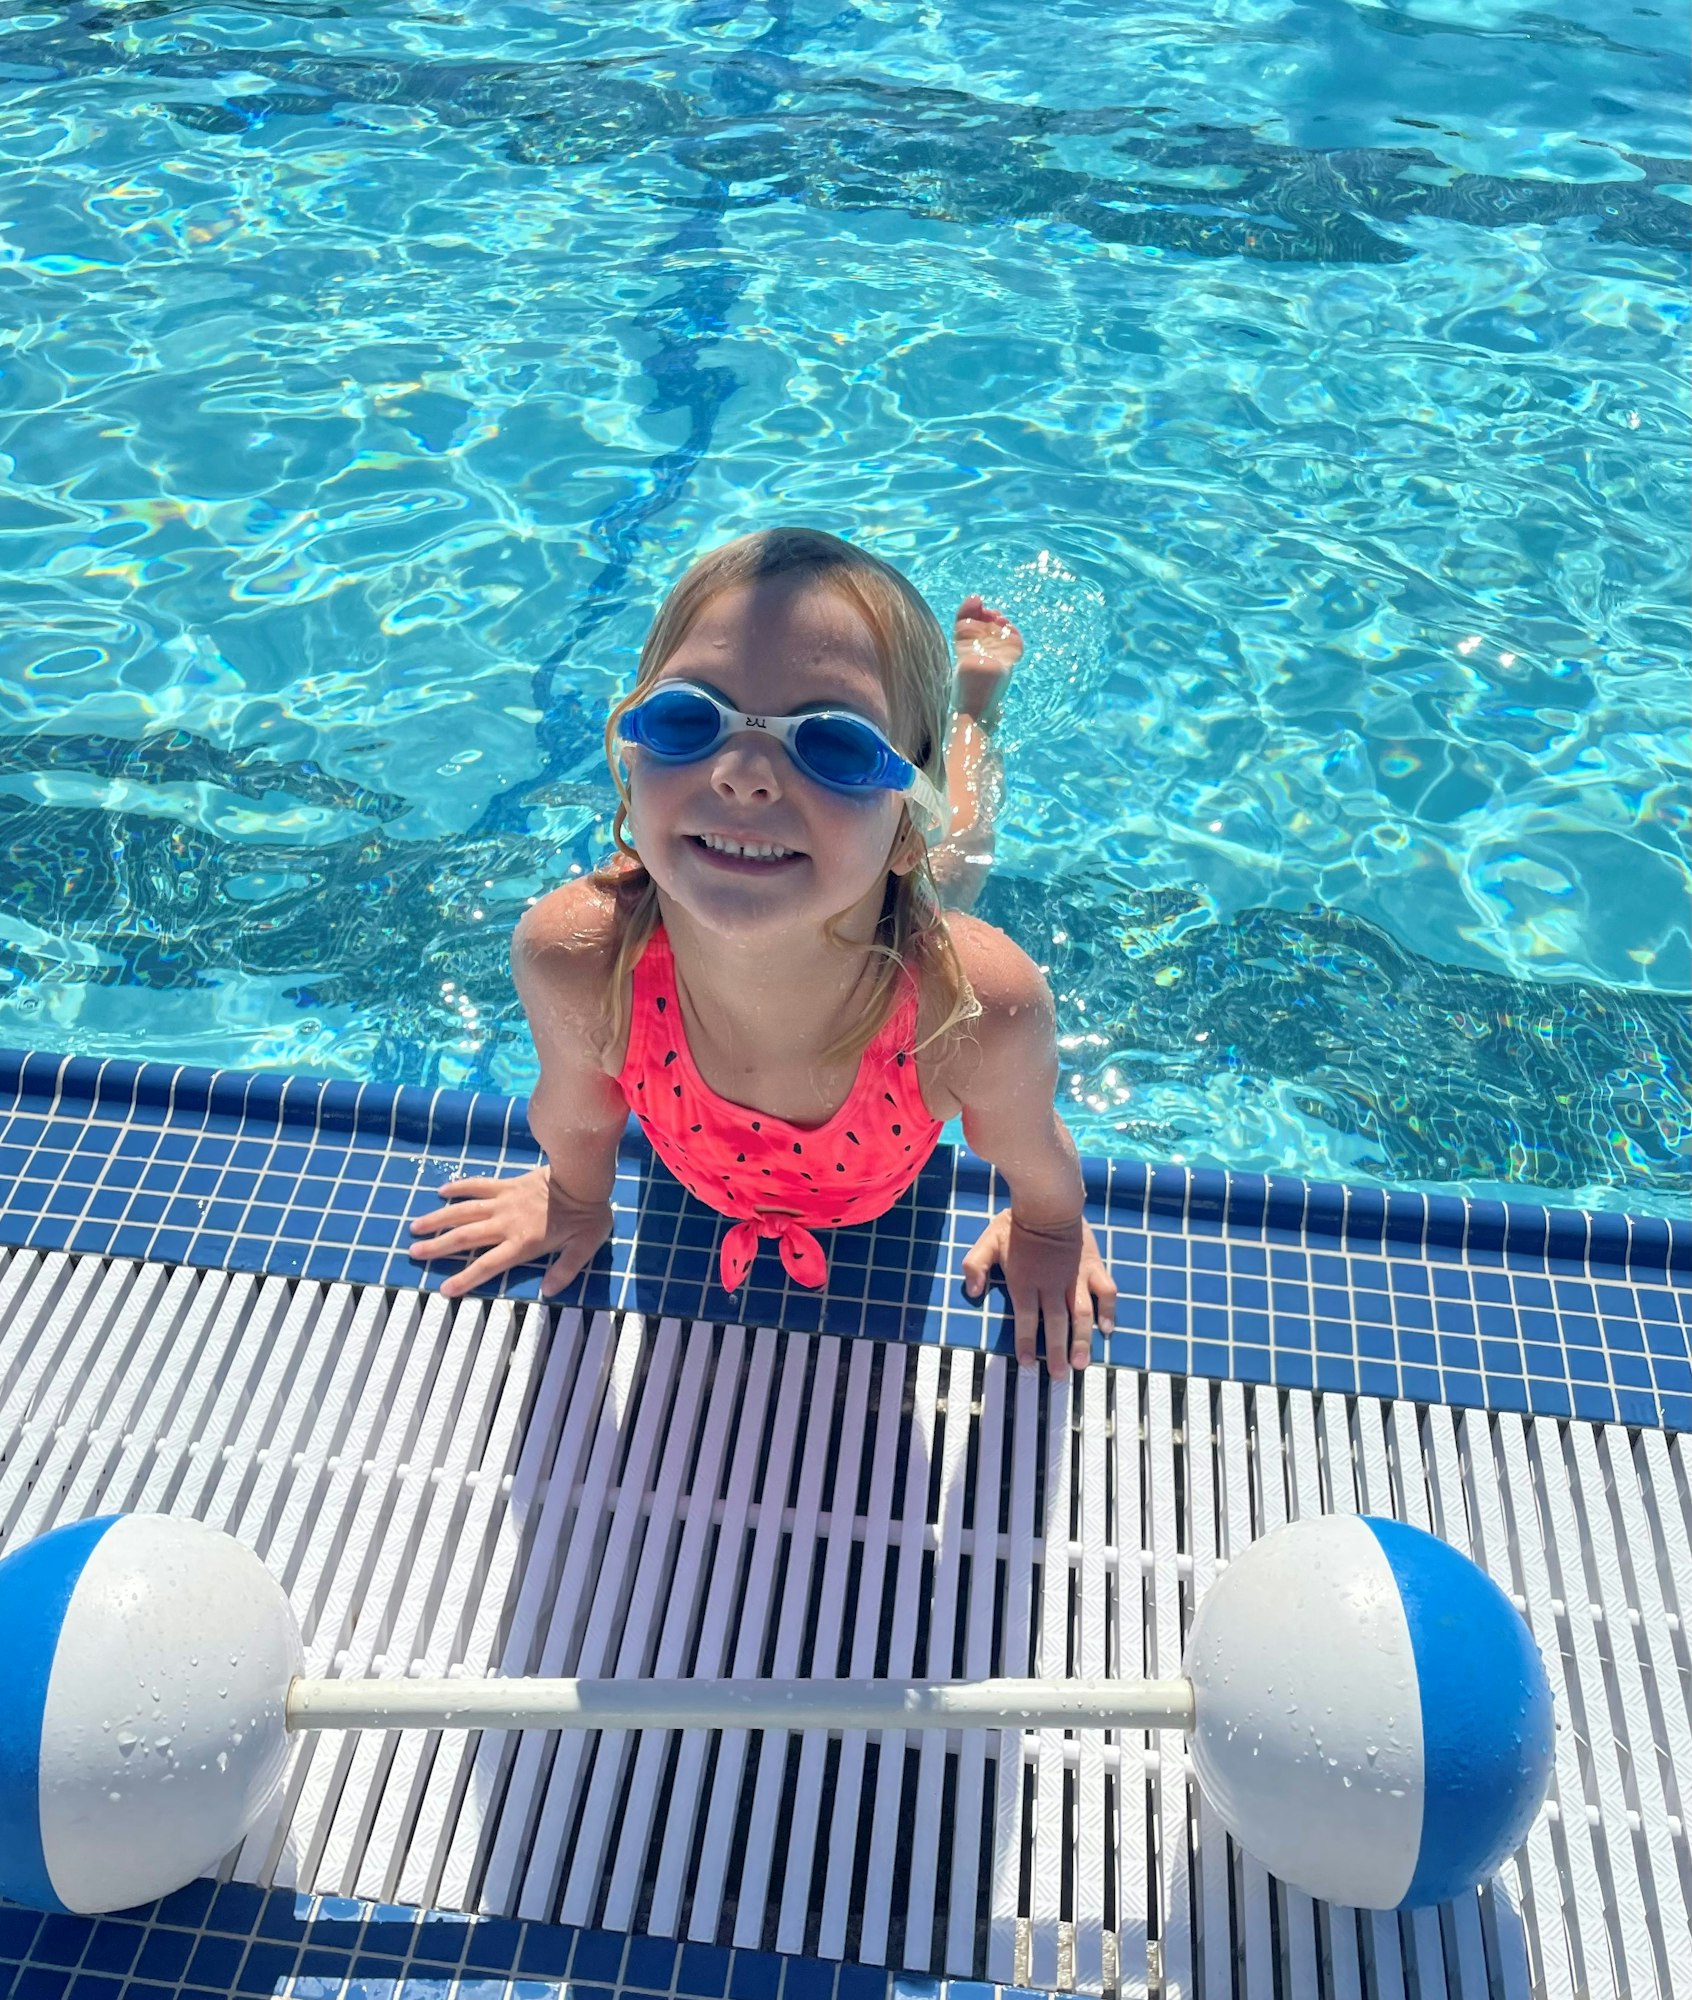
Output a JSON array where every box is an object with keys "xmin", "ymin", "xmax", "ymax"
[{"xmin": 617, "ymin": 923, "xmax": 944, "ymax": 1293}]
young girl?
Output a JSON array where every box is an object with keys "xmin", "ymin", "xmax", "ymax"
[{"xmin": 409, "ymin": 528, "xmax": 1116, "ymax": 1376}]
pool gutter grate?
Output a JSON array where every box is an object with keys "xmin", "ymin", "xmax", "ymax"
[{"xmin": 1, "ymin": 1246, "xmax": 1689, "ymax": 1998}]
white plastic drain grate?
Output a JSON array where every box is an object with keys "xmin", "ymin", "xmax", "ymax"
[{"xmin": 2, "ymin": 1247, "xmax": 1689, "ymax": 1999}]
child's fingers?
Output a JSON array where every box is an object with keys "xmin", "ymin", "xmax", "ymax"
[
  {"xmin": 1013, "ymin": 1290, "xmax": 1042, "ymax": 1370},
  {"xmin": 1091, "ymin": 1266, "xmax": 1117, "ymax": 1335},
  {"xmin": 409, "ymin": 1216, "xmax": 510, "ymax": 1262},
  {"xmin": 1068, "ymin": 1281, "xmax": 1094, "ymax": 1372},
  {"xmin": 410, "ymin": 1200, "xmax": 492, "ymax": 1236},
  {"xmin": 437, "ymin": 1251, "xmax": 518, "ymax": 1298}
]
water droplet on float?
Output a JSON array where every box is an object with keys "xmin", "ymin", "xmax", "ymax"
[
  {"xmin": 108, "ymin": 1790, "xmax": 123, "ymax": 1803},
  {"xmin": 217, "ymin": 1688, "xmax": 227, "ymax": 1700},
  {"xmin": 216, "ymin": 1751, "xmax": 228, "ymax": 1773},
  {"xmin": 154, "ymin": 1735, "xmax": 172, "ymax": 1753},
  {"xmin": 115, "ymin": 1730, "xmax": 139, "ymax": 1757},
  {"xmin": 1366, "ymin": 1742, "xmax": 1379, "ymax": 1761}
]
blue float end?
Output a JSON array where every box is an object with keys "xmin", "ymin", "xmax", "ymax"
[
  {"xmin": 0, "ymin": 1515, "xmax": 126, "ymax": 1913},
  {"xmin": 1362, "ymin": 1516, "xmax": 1554, "ymax": 1909}
]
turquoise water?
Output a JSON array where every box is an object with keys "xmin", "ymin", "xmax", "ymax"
[{"xmin": 0, "ymin": 0, "xmax": 1686, "ymax": 1216}]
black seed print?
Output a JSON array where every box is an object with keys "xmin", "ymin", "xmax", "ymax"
[
  {"xmin": 762, "ymin": 1167, "xmax": 772, "ymax": 1176},
  {"xmin": 802, "ymin": 1172, "xmax": 813, "ymax": 1181},
  {"xmin": 673, "ymin": 1084, "xmax": 683, "ymax": 1097},
  {"xmin": 892, "ymin": 1124, "xmax": 901, "ymax": 1136},
  {"xmin": 664, "ymin": 1050, "xmax": 678, "ymax": 1066},
  {"xmin": 636, "ymin": 1081, "xmax": 645, "ymax": 1091},
  {"xmin": 792, "ymin": 1142, "xmax": 803, "ymax": 1154},
  {"xmin": 691, "ymin": 1123, "xmax": 702, "ymax": 1133},
  {"xmin": 736, "ymin": 1153, "xmax": 746, "ymax": 1163},
  {"xmin": 884, "ymin": 1091, "xmax": 896, "ymax": 1105},
  {"xmin": 847, "ymin": 1131, "xmax": 859, "ymax": 1145},
  {"xmin": 835, "ymin": 1163, "xmax": 845, "ymax": 1172},
  {"xmin": 896, "ymin": 1051, "xmax": 906, "ymax": 1067},
  {"xmin": 751, "ymin": 1120, "xmax": 761, "ymax": 1131},
  {"xmin": 656, "ymin": 996, "xmax": 667, "ymax": 1012}
]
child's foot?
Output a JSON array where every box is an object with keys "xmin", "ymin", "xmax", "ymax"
[{"xmin": 953, "ymin": 594, "xmax": 1023, "ymax": 731}]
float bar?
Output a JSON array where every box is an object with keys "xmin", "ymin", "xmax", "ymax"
[{"xmin": 286, "ymin": 1674, "xmax": 1198, "ymax": 1734}]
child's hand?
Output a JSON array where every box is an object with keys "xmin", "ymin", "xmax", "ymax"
[
  {"xmin": 408, "ymin": 1165, "xmax": 613, "ymax": 1300},
  {"xmin": 960, "ymin": 1210, "xmax": 1116, "ymax": 1378}
]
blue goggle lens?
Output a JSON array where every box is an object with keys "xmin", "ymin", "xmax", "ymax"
[
  {"xmin": 628, "ymin": 688, "xmax": 891, "ymax": 789},
  {"xmin": 791, "ymin": 714, "xmax": 887, "ymax": 786},
  {"xmin": 635, "ymin": 686, "xmax": 723, "ymax": 757}
]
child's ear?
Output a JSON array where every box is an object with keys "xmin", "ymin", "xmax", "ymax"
[{"xmin": 888, "ymin": 810, "xmax": 926, "ymax": 877}]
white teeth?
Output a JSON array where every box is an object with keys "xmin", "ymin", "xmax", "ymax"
[{"xmin": 699, "ymin": 834, "xmax": 797, "ymax": 860}]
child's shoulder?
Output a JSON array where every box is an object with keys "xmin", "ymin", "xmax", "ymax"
[
  {"xmin": 511, "ymin": 876, "xmax": 626, "ymax": 1067},
  {"xmin": 922, "ymin": 912, "xmax": 1055, "ymax": 1108},
  {"xmin": 936, "ymin": 911, "xmax": 1052, "ymax": 1020}
]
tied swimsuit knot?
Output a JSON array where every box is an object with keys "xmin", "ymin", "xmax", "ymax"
[{"xmin": 720, "ymin": 1211, "xmax": 828, "ymax": 1293}]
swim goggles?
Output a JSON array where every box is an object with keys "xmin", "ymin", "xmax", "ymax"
[{"xmin": 617, "ymin": 680, "xmax": 950, "ymax": 839}]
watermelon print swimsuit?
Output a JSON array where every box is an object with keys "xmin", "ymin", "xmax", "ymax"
[{"xmin": 616, "ymin": 923, "xmax": 944, "ymax": 1293}]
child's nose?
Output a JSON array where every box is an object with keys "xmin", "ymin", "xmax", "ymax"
[{"xmin": 710, "ymin": 733, "xmax": 788, "ymax": 799}]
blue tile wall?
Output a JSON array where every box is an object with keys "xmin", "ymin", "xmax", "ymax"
[
  {"xmin": 0, "ymin": 1047, "xmax": 1687, "ymax": 1431},
  {"xmin": 0, "ymin": 1883, "xmax": 963, "ymax": 2000}
]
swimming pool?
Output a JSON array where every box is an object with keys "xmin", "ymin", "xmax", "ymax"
[{"xmin": 0, "ymin": 0, "xmax": 1686, "ymax": 1216}]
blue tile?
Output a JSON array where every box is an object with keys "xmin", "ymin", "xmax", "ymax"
[
  {"xmin": 76, "ymin": 1926, "xmax": 143, "ymax": 1977},
  {"xmin": 724, "ymin": 1952, "xmax": 784, "ymax": 2000},
  {"xmin": 0, "ymin": 1907, "xmax": 44, "ymax": 1956},
  {"xmin": 570, "ymin": 1929, "xmax": 625, "ymax": 1982},
  {"xmin": 10, "ymin": 1969, "xmax": 71, "ymax": 2000},
  {"xmin": 236, "ymin": 1941, "xmax": 299, "ymax": 1993},
  {"xmin": 133, "ymin": 1930, "xmax": 195, "ymax": 1982},
  {"xmin": 186, "ymin": 1934, "xmax": 248, "ymax": 1988},
  {"xmin": 68, "ymin": 1973, "xmax": 124, "ymax": 2000},
  {"xmin": 678, "ymin": 1944, "xmax": 732, "ymax": 1997},
  {"xmin": 461, "ymin": 1919, "xmax": 526, "ymax": 1975},
  {"xmin": 32, "ymin": 1918, "xmax": 92, "ymax": 1969},
  {"xmin": 781, "ymin": 1960, "xmax": 837, "ymax": 2000},
  {"xmin": 621, "ymin": 1936, "xmax": 676, "ymax": 1991}
]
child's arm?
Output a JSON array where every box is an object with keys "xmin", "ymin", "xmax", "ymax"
[
  {"xmin": 408, "ymin": 894, "xmax": 628, "ymax": 1300},
  {"xmin": 949, "ymin": 929, "xmax": 1116, "ymax": 1376}
]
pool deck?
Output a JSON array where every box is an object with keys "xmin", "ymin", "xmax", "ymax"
[{"xmin": 0, "ymin": 1045, "xmax": 1688, "ymax": 2000}]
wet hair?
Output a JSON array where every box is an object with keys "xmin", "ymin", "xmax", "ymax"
[{"xmin": 589, "ymin": 526, "xmax": 981, "ymax": 1070}]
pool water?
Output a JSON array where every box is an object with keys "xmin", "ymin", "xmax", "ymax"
[{"xmin": 0, "ymin": 0, "xmax": 1686, "ymax": 1216}]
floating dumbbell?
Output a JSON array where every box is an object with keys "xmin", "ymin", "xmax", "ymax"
[{"xmin": 0, "ymin": 1510, "xmax": 1552, "ymax": 1917}]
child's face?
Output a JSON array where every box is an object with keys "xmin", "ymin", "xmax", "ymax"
[{"xmin": 623, "ymin": 575, "xmax": 920, "ymax": 940}]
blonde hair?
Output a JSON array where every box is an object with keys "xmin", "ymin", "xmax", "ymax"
[{"xmin": 589, "ymin": 526, "xmax": 981, "ymax": 1070}]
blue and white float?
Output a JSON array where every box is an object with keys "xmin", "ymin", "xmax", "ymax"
[{"xmin": 0, "ymin": 1509, "xmax": 1552, "ymax": 1916}]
